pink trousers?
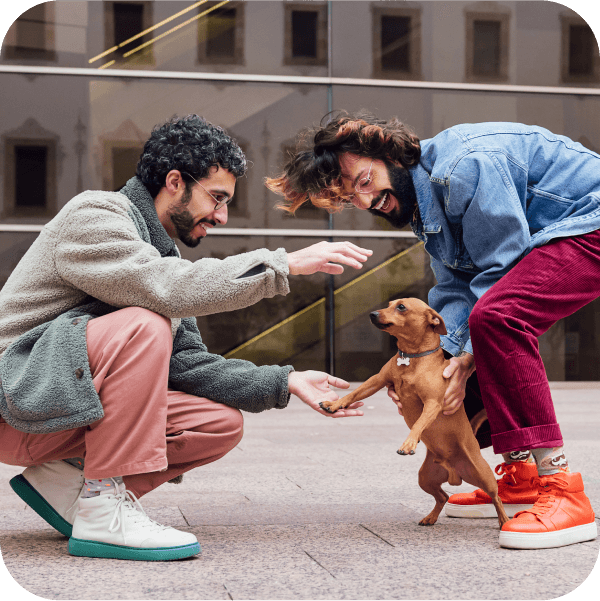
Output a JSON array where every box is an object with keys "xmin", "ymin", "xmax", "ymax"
[
  {"xmin": 469, "ymin": 229, "xmax": 600, "ymax": 455},
  {"xmin": 0, "ymin": 307, "xmax": 244, "ymax": 498}
]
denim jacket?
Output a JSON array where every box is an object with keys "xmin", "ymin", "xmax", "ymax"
[{"xmin": 409, "ymin": 122, "xmax": 600, "ymax": 357}]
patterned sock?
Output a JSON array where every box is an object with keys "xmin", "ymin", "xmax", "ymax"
[
  {"xmin": 531, "ymin": 447, "xmax": 570, "ymax": 476},
  {"xmin": 63, "ymin": 457, "xmax": 84, "ymax": 470},
  {"xmin": 81, "ymin": 476, "xmax": 124, "ymax": 498},
  {"xmin": 501, "ymin": 450, "xmax": 533, "ymax": 464}
]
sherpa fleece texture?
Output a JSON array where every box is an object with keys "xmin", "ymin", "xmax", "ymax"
[{"xmin": 0, "ymin": 176, "xmax": 293, "ymax": 434}]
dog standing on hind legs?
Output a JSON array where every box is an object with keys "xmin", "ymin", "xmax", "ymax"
[{"xmin": 320, "ymin": 298, "xmax": 509, "ymax": 528}]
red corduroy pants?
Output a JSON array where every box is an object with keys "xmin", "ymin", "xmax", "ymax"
[
  {"xmin": 0, "ymin": 307, "xmax": 244, "ymax": 498},
  {"xmin": 467, "ymin": 229, "xmax": 600, "ymax": 455}
]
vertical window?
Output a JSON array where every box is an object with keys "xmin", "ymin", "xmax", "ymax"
[
  {"xmin": 15, "ymin": 146, "xmax": 48, "ymax": 209},
  {"xmin": 3, "ymin": 129, "xmax": 58, "ymax": 219},
  {"xmin": 372, "ymin": 7, "xmax": 421, "ymax": 79},
  {"xmin": 380, "ymin": 16, "xmax": 411, "ymax": 72},
  {"xmin": 466, "ymin": 12, "xmax": 509, "ymax": 82},
  {"xmin": 284, "ymin": 3, "xmax": 327, "ymax": 66},
  {"xmin": 103, "ymin": 1, "xmax": 153, "ymax": 65},
  {"xmin": 4, "ymin": 3, "xmax": 56, "ymax": 61},
  {"xmin": 198, "ymin": 2, "xmax": 244, "ymax": 65},
  {"xmin": 113, "ymin": 2, "xmax": 144, "ymax": 57},
  {"xmin": 473, "ymin": 20, "xmax": 501, "ymax": 77},
  {"xmin": 561, "ymin": 16, "xmax": 600, "ymax": 83}
]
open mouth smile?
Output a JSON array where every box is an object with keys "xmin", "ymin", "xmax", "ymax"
[{"xmin": 373, "ymin": 192, "xmax": 394, "ymax": 212}]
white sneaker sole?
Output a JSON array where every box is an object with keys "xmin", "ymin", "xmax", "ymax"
[
  {"xmin": 445, "ymin": 502, "xmax": 534, "ymax": 518},
  {"xmin": 499, "ymin": 521, "xmax": 598, "ymax": 549}
]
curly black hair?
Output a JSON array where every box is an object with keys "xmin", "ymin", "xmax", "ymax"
[{"xmin": 136, "ymin": 114, "xmax": 247, "ymax": 197}]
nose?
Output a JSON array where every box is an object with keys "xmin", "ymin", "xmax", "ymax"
[
  {"xmin": 213, "ymin": 204, "xmax": 228, "ymax": 225},
  {"xmin": 350, "ymin": 193, "xmax": 373, "ymax": 211},
  {"xmin": 369, "ymin": 311, "xmax": 379, "ymax": 323}
]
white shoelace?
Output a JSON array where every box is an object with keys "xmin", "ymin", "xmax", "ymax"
[{"xmin": 107, "ymin": 483, "xmax": 169, "ymax": 537}]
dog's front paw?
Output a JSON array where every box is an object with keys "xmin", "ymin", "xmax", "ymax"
[
  {"xmin": 319, "ymin": 400, "xmax": 340, "ymax": 414},
  {"xmin": 397, "ymin": 437, "xmax": 418, "ymax": 455}
]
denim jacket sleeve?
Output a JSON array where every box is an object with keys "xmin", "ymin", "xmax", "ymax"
[{"xmin": 431, "ymin": 151, "xmax": 531, "ymax": 356}]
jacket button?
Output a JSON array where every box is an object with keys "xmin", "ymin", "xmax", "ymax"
[
  {"xmin": 75, "ymin": 368, "xmax": 84, "ymax": 379},
  {"xmin": 72, "ymin": 318, "xmax": 82, "ymax": 325}
]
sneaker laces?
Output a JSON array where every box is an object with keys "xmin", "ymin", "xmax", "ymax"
[
  {"xmin": 517, "ymin": 474, "xmax": 570, "ymax": 518},
  {"xmin": 107, "ymin": 484, "xmax": 169, "ymax": 538},
  {"xmin": 495, "ymin": 463, "xmax": 518, "ymax": 488}
]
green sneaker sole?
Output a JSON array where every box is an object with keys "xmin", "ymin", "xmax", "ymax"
[
  {"xmin": 68, "ymin": 537, "xmax": 201, "ymax": 561},
  {"xmin": 9, "ymin": 474, "xmax": 73, "ymax": 537}
]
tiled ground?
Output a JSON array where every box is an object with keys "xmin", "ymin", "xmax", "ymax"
[{"xmin": 1, "ymin": 383, "xmax": 598, "ymax": 600}]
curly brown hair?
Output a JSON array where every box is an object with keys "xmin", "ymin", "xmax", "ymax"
[{"xmin": 265, "ymin": 111, "xmax": 421, "ymax": 213}]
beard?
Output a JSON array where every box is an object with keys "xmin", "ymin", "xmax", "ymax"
[
  {"xmin": 367, "ymin": 163, "xmax": 417, "ymax": 229},
  {"xmin": 167, "ymin": 186, "xmax": 215, "ymax": 248}
]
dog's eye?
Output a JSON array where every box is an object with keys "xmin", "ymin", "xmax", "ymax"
[{"xmin": 396, "ymin": 304, "xmax": 407, "ymax": 312}]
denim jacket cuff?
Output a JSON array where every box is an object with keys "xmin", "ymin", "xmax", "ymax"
[
  {"xmin": 463, "ymin": 339, "xmax": 474, "ymax": 355},
  {"xmin": 440, "ymin": 335, "xmax": 462, "ymax": 357}
]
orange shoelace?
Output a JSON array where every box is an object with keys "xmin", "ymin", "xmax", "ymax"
[
  {"xmin": 521, "ymin": 475, "xmax": 570, "ymax": 517},
  {"xmin": 495, "ymin": 463, "xmax": 518, "ymax": 487}
]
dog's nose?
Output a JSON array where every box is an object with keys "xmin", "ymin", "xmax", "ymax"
[{"xmin": 369, "ymin": 311, "xmax": 379, "ymax": 323}]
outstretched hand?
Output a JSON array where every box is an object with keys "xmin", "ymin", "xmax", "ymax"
[
  {"xmin": 288, "ymin": 370, "xmax": 364, "ymax": 418},
  {"xmin": 442, "ymin": 353, "xmax": 475, "ymax": 415},
  {"xmin": 287, "ymin": 241, "xmax": 373, "ymax": 275}
]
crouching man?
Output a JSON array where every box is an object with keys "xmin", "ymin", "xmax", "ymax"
[{"xmin": 0, "ymin": 115, "xmax": 368, "ymax": 561}]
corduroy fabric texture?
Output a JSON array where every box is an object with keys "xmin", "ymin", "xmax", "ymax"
[{"xmin": 469, "ymin": 229, "xmax": 600, "ymax": 454}]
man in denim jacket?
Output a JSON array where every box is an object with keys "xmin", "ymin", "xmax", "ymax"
[{"xmin": 268, "ymin": 113, "xmax": 600, "ymax": 550}]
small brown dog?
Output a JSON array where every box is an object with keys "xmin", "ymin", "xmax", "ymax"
[{"xmin": 320, "ymin": 298, "xmax": 508, "ymax": 528}]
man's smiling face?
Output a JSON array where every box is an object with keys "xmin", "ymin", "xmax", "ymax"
[
  {"xmin": 338, "ymin": 153, "xmax": 417, "ymax": 229},
  {"xmin": 164, "ymin": 166, "xmax": 235, "ymax": 248}
]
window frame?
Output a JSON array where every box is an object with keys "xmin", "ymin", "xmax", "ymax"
[
  {"xmin": 371, "ymin": 5, "xmax": 422, "ymax": 80},
  {"xmin": 465, "ymin": 11, "xmax": 510, "ymax": 83},
  {"xmin": 284, "ymin": 2, "xmax": 328, "ymax": 67},
  {"xmin": 197, "ymin": 1, "xmax": 245, "ymax": 66},
  {"xmin": 560, "ymin": 14, "xmax": 600, "ymax": 85},
  {"xmin": 3, "ymin": 133, "xmax": 58, "ymax": 219},
  {"xmin": 103, "ymin": 1, "xmax": 155, "ymax": 66}
]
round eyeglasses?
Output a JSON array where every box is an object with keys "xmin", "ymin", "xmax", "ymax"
[{"xmin": 184, "ymin": 173, "xmax": 233, "ymax": 211}]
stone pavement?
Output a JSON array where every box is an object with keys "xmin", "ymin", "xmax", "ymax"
[{"xmin": 0, "ymin": 382, "xmax": 598, "ymax": 600}]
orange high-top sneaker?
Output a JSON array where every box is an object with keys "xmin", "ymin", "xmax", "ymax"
[
  {"xmin": 445, "ymin": 461, "xmax": 538, "ymax": 518},
  {"xmin": 499, "ymin": 472, "xmax": 597, "ymax": 549}
]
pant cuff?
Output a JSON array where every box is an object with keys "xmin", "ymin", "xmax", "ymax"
[
  {"xmin": 491, "ymin": 424, "xmax": 563, "ymax": 455},
  {"xmin": 84, "ymin": 458, "xmax": 168, "ymax": 480}
]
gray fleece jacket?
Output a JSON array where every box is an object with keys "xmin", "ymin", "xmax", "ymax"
[{"xmin": 0, "ymin": 176, "xmax": 293, "ymax": 434}]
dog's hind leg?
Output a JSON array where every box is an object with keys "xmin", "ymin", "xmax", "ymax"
[
  {"xmin": 460, "ymin": 454, "xmax": 510, "ymax": 528},
  {"xmin": 418, "ymin": 450, "xmax": 450, "ymax": 526}
]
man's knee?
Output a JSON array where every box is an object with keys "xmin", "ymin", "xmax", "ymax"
[
  {"xmin": 223, "ymin": 407, "xmax": 244, "ymax": 447},
  {"xmin": 470, "ymin": 297, "xmax": 507, "ymax": 337},
  {"xmin": 118, "ymin": 307, "xmax": 173, "ymax": 348}
]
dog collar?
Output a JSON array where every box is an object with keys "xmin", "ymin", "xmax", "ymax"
[{"xmin": 397, "ymin": 343, "xmax": 442, "ymax": 366}]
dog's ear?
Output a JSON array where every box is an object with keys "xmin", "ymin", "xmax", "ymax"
[{"xmin": 428, "ymin": 309, "xmax": 447, "ymax": 335}]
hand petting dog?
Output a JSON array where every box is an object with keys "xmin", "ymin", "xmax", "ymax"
[{"xmin": 288, "ymin": 370, "xmax": 364, "ymax": 418}]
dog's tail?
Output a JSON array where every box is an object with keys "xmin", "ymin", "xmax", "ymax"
[{"xmin": 470, "ymin": 409, "xmax": 488, "ymax": 436}]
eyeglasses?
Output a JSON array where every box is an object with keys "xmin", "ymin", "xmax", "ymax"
[
  {"xmin": 355, "ymin": 160, "xmax": 375, "ymax": 194},
  {"xmin": 184, "ymin": 173, "xmax": 233, "ymax": 211}
]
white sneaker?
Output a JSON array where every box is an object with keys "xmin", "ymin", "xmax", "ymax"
[
  {"xmin": 10, "ymin": 460, "xmax": 85, "ymax": 537},
  {"xmin": 69, "ymin": 479, "xmax": 201, "ymax": 561}
]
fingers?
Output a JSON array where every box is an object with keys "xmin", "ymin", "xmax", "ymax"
[
  {"xmin": 443, "ymin": 360, "xmax": 459, "ymax": 379},
  {"xmin": 326, "ymin": 375, "xmax": 350, "ymax": 389},
  {"xmin": 386, "ymin": 386, "xmax": 399, "ymax": 401}
]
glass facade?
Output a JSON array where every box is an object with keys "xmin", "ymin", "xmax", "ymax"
[{"xmin": 1, "ymin": 1, "xmax": 599, "ymax": 380}]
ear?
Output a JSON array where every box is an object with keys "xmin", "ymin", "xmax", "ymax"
[
  {"xmin": 164, "ymin": 170, "xmax": 184, "ymax": 196},
  {"xmin": 428, "ymin": 309, "xmax": 447, "ymax": 335}
]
